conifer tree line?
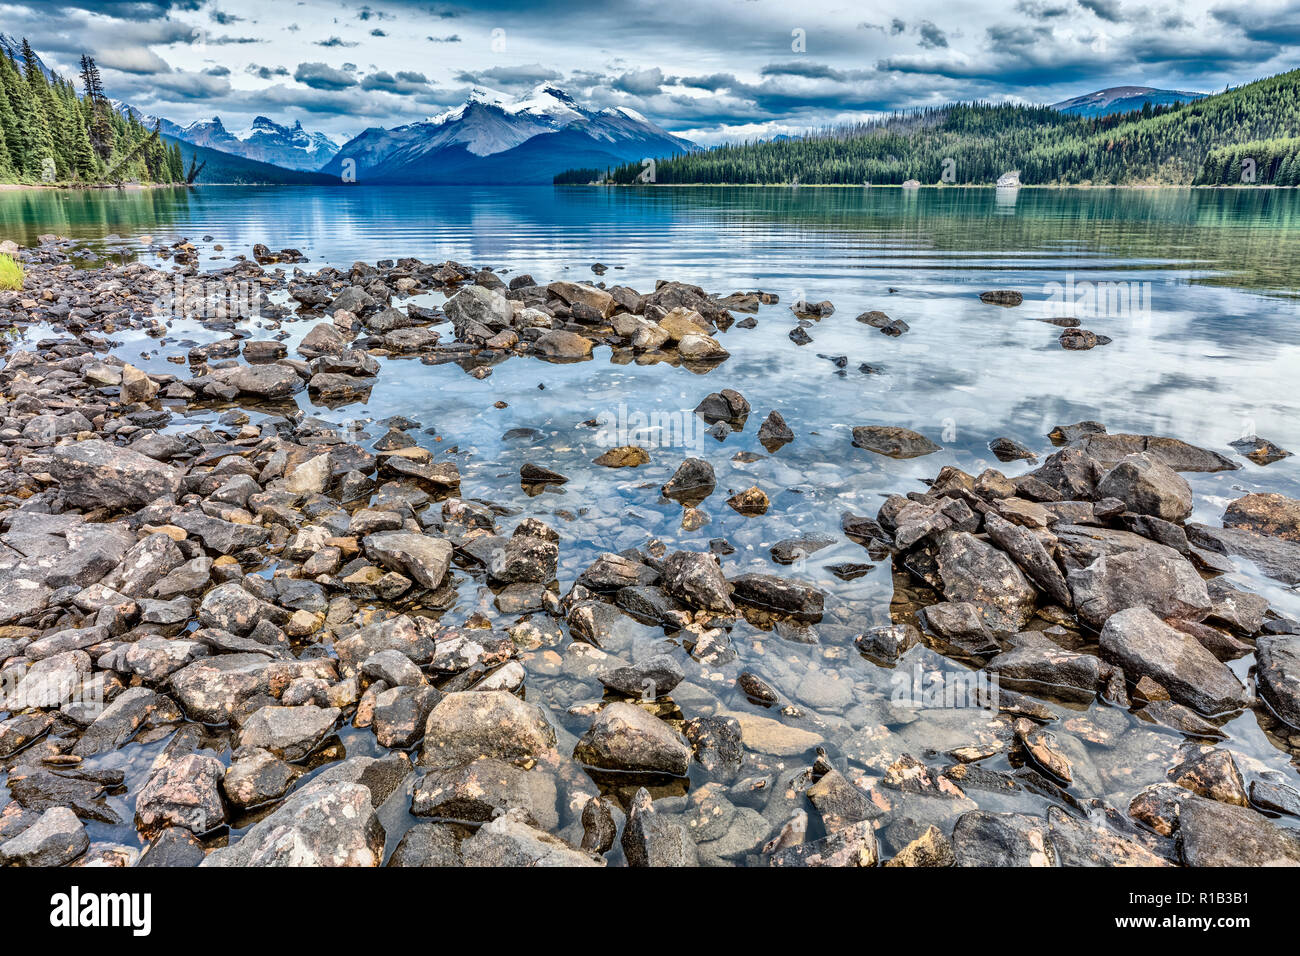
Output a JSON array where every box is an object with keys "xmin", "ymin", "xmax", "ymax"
[
  {"xmin": 0, "ymin": 38, "xmax": 186, "ymax": 185},
  {"xmin": 558, "ymin": 69, "xmax": 1300, "ymax": 187}
]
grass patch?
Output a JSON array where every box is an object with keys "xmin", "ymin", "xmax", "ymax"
[{"xmin": 0, "ymin": 254, "xmax": 23, "ymax": 291}]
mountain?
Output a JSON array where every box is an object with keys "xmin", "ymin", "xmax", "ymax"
[
  {"xmin": 321, "ymin": 84, "xmax": 698, "ymax": 184},
  {"xmin": 113, "ymin": 101, "xmax": 186, "ymax": 140},
  {"xmin": 163, "ymin": 135, "xmax": 338, "ymax": 186},
  {"xmin": 170, "ymin": 115, "xmax": 338, "ymax": 171},
  {"xmin": 572, "ymin": 69, "xmax": 1300, "ymax": 186},
  {"xmin": 0, "ymin": 33, "xmax": 54, "ymax": 81},
  {"xmin": 1051, "ymin": 85, "xmax": 1207, "ymax": 117}
]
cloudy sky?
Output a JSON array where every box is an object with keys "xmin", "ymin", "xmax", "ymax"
[{"xmin": 4, "ymin": 0, "xmax": 1298, "ymax": 146}]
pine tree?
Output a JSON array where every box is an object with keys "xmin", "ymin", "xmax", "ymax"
[{"xmin": 79, "ymin": 54, "xmax": 112, "ymax": 160}]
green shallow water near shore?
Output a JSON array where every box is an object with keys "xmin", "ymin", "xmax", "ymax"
[{"xmin": 5, "ymin": 184, "xmax": 1300, "ymax": 862}]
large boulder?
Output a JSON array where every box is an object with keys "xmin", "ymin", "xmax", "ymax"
[
  {"xmin": 1067, "ymin": 546, "xmax": 1210, "ymax": 629},
  {"xmin": 419, "ymin": 691, "xmax": 556, "ymax": 769},
  {"xmin": 574, "ymin": 702, "xmax": 691, "ymax": 776},
  {"xmin": 1255, "ymin": 636, "xmax": 1300, "ymax": 729},
  {"xmin": 1070, "ymin": 433, "xmax": 1239, "ymax": 473},
  {"xmin": 0, "ymin": 806, "xmax": 87, "ymax": 866},
  {"xmin": 134, "ymin": 753, "xmax": 226, "ymax": 835},
  {"xmin": 363, "ymin": 532, "xmax": 453, "ymax": 590},
  {"xmin": 47, "ymin": 440, "xmax": 181, "ymax": 509},
  {"xmin": 660, "ymin": 550, "xmax": 734, "ymax": 613},
  {"xmin": 1223, "ymin": 493, "xmax": 1300, "ymax": 541},
  {"xmin": 1096, "ymin": 454, "xmax": 1193, "ymax": 522},
  {"xmin": 461, "ymin": 809, "xmax": 601, "ymax": 867},
  {"xmin": 1177, "ymin": 796, "xmax": 1300, "ymax": 866},
  {"xmin": 548, "ymin": 281, "xmax": 615, "ymax": 318},
  {"xmin": 952, "ymin": 811, "xmax": 1055, "ymax": 867},
  {"xmin": 202, "ymin": 781, "xmax": 384, "ymax": 867},
  {"xmin": 1099, "ymin": 607, "xmax": 1248, "ymax": 715},
  {"xmin": 444, "ymin": 285, "xmax": 512, "ymax": 336},
  {"xmin": 936, "ymin": 532, "xmax": 1037, "ymax": 632}
]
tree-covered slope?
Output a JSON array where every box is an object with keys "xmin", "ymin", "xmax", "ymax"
[
  {"xmin": 164, "ymin": 136, "xmax": 338, "ymax": 186},
  {"xmin": 562, "ymin": 69, "xmax": 1300, "ymax": 186}
]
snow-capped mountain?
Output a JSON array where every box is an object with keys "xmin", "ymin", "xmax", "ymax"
[
  {"xmin": 320, "ymin": 84, "xmax": 697, "ymax": 184},
  {"xmin": 176, "ymin": 116, "xmax": 339, "ymax": 171},
  {"xmin": 0, "ymin": 33, "xmax": 55, "ymax": 81},
  {"xmin": 1051, "ymin": 86, "xmax": 1206, "ymax": 118},
  {"xmin": 113, "ymin": 101, "xmax": 186, "ymax": 139}
]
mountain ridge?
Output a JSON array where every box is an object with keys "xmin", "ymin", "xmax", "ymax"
[
  {"xmin": 1051, "ymin": 85, "xmax": 1208, "ymax": 117},
  {"xmin": 322, "ymin": 83, "xmax": 698, "ymax": 184}
]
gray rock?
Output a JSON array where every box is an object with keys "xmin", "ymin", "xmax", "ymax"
[
  {"xmin": 661, "ymin": 458, "xmax": 716, "ymax": 504},
  {"xmin": 0, "ymin": 806, "xmax": 87, "ymax": 866},
  {"xmin": 730, "ymin": 573, "xmax": 825, "ymax": 621},
  {"xmin": 412, "ymin": 758, "xmax": 559, "ymax": 829},
  {"xmin": 461, "ymin": 809, "xmax": 601, "ymax": 866},
  {"xmin": 1096, "ymin": 454, "xmax": 1193, "ymax": 522},
  {"xmin": 134, "ymin": 753, "xmax": 226, "ymax": 835},
  {"xmin": 767, "ymin": 819, "xmax": 879, "ymax": 867},
  {"xmin": 936, "ymin": 531, "xmax": 1037, "ymax": 632},
  {"xmin": 203, "ymin": 781, "xmax": 384, "ymax": 867},
  {"xmin": 851, "ymin": 426, "xmax": 941, "ymax": 459},
  {"xmin": 235, "ymin": 704, "xmax": 341, "ymax": 760},
  {"xmin": 953, "ymin": 811, "xmax": 1055, "ymax": 866},
  {"xmin": 983, "ymin": 512, "xmax": 1072, "ymax": 607},
  {"xmin": 419, "ymin": 691, "xmax": 556, "ymax": 769},
  {"xmin": 598, "ymin": 653, "xmax": 685, "ymax": 698},
  {"xmin": 660, "ymin": 550, "xmax": 734, "ymax": 613},
  {"xmin": 1099, "ymin": 607, "xmax": 1248, "ymax": 715},
  {"xmin": 388, "ymin": 823, "xmax": 465, "ymax": 866},
  {"xmin": 622, "ymin": 787, "xmax": 697, "ymax": 867},
  {"xmin": 574, "ymin": 702, "xmax": 692, "ymax": 776},
  {"xmin": 1068, "ymin": 546, "xmax": 1210, "ymax": 629},
  {"xmin": 363, "ymin": 532, "xmax": 453, "ymax": 590},
  {"xmin": 1071, "ymin": 433, "xmax": 1239, "ymax": 473},
  {"xmin": 222, "ymin": 748, "xmax": 300, "ymax": 809},
  {"xmin": 1255, "ymin": 636, "xmax": 1300, "ymax": 729},
  {"xmin": 47, "ymin": 440, "xmax": 181, "ymax": 509},
  {"xmin": 1178, "ymin": 796, "xmax": 1300, "ymax": 866},
  {"xmin": 372, "ymin": 685, "xmax": 442, "ymax": 749},
  {"xmin": 169, "ymin": 654, "xmax": 337, "ymax": 724}
]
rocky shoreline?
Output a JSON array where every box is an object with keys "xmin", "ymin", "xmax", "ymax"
[{"xmin": 0, "ymin": 234, "xmax": 1298, "ymax": 867}]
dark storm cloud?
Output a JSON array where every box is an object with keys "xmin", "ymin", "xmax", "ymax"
[
  {"xmin": 453, "ymin": 64, "xmax": 562, "ymax": 88},
  {"xmin": 293, "ymin": 61, "xmax": 358, "ymax": 90},
  {"xmin": 918, "ymin": 21, "xmax": 949, "ymax": 49},
  {"xmin": 360, "ymin": 70, "xmax": 432, "ymax": 94},
  {"xmin": 1078, "ymin": 0, "xmax": 1125, "ymax": 22},
  {"xmin": 246, "ymin": 63, "xmax": 290, "ymax": 79},
  {"xmin": 1212, "ymin": 3, "xmax": 1300, "ymax": 44},
  {"xmin": 612, "ymin": 67, "xmax": 668, "ymax": 95}
]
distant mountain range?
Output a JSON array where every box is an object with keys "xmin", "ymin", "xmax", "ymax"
[
  {"xmin": 320, "ymin": 84, "xmax": 698, "ymax": 184},
  {"xmin": 174, "ymin": 115, "xmax": 339, "ymax": 172},
  {"xmin": 1050, "ymin": 85, "xmax": 1207, "ymax": 117},
  {"xmin": 115, "ymin": 104, "xmax": 338, "ymax": 172}
]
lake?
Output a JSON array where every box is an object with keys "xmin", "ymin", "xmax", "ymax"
[{"xmin": 4, "ymin": 184, "xmax": 1300, "ymax": 862}]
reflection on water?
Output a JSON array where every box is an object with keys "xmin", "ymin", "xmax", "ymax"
[{"xmin": 6, "ymin": 184, "xmax": 1300, "ymax": 857}]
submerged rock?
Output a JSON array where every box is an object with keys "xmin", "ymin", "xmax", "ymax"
[{"xmin": 851, "ymin": 425, "xmax": 941, "ymax": 459}]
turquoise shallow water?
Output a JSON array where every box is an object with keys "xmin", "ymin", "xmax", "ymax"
[{"xmin": 5, "ymin": 184, "xmax": 1300, "ymax": 860}]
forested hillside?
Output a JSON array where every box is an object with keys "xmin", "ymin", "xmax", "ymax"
[
  {"xmin": 559, "ymin": 70, "xmax": 1300, "ymax": 186},
  {"xmin": 0, "ymin": 39, "xmax": 187, "ymax": 186}
]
